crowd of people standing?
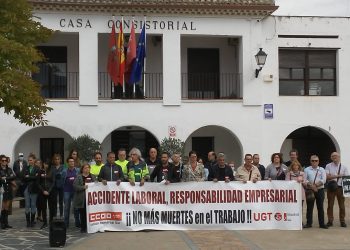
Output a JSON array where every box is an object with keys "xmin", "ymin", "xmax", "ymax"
[{"xmin": 0, "ymin": 148, "xmax": 348, "ymax": 232}]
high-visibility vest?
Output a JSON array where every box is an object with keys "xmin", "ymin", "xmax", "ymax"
[
  {"xmin": 90, "ymin": 163, "xmax": 104, "ymax": 176},
  {"xmin": 115, "ymin": 160, "xmax": 129, "ymax": 176}
]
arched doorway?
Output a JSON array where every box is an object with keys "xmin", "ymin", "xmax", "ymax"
[
  {"xmin": 184, "ymin": 125, "xmax": 243, "ymax": 166},
  {"xmin": 14, "ymin": 126, "xmax": 73, "ymax": 163},
  {"xmin": 280, "ymin": 126, "xmax": 338, "ymax": 167},
  {"xmin": 101, "ymin": 126, "xmax": 159, "ymax": 158}
]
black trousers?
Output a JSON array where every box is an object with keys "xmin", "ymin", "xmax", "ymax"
[
  {"xmin": 306, "ymin": 188, "xmax": 325, "ymax": 226},
  {"xmin": 50, "ymin": 187, "xmax": 63, "ymax": 220},
  {"xmin": 39, "ymin": 193, "xmax": 54, "ymax": 223},
  {"xmin": 79, "ymin": 205, "xmax": 87, "ymax": 231}
]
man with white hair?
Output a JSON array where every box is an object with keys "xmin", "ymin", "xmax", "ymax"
[
  {"xmin": 127, "ymin": 148, "xmax": 149, "ymax": 186},
  {"xmin": 325, "ymin": 152, "xmax": 349, "ymax": 228}
]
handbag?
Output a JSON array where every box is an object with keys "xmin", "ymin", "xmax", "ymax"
[
  {"xmin": 305, "ymin": 169, "xmax": 319, "ymax": 201},
  {"xmin": 305, "ymin": 189, "xmax": 315, "ymax": 201},
  {"xmin": 327, "ymin": 164, "xmax": 341, "ymax": 192}
]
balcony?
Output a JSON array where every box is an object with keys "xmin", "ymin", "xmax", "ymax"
[
  {"xmin": 181, "ymin": 73, "xmax": 242, "ymax": 99},
  {"xmin": 98, "ymin": 72, "xmax": 163, "ymax": 99},
  {"xmin": 32, "ymin": 71, "xmax": 79, "ymax": 99}
]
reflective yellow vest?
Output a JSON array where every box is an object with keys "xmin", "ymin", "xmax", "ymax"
[
  {"xmin": 90, "ymin": 163, "xmax": 104, "ymax": 177},
  {"xmin": 127, "ymin": 161, "xmax": 149, "ymax": 182},
  {"xmin": 115, "ymin": 160, "xmax": 129, "ymax": 177}
]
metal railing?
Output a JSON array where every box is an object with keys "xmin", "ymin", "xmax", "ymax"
[
  {"xmin": 98, "ymin": 72, "xmax": 163, "ymax": 99},
  {"xmin": 181, "ymin": 73, "xmax": 242, "ymax": 99},
  {"xmin": 32, "ymin": 72, "xmax": 79, "ymax": 99}
]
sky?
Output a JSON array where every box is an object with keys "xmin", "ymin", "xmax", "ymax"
[{"xmin": 274, "ymin": 0, "xmax": 350, "ymax": 17}]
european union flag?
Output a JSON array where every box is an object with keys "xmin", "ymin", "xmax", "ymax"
[{"xmin": 129, "ymin": 24, "xmax": 146, "ymax": 84}]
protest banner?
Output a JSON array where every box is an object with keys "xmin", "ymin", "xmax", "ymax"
[
  {"xmin": 86, "ymin": 181, "xmax": 302, "ymax": 233},
  {"xmin": 342, "ymin": 175, "xmax": 350, "ymax": 197}
]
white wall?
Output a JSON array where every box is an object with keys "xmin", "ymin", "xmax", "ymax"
[{"xmin": 2, "ymin": 14, "xmax": 350, "ymax": 168}]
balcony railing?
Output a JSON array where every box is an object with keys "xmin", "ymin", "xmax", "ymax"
[
  {"xmin": 32, "ymin": 72, "xmax": 79, "ymax": 99},
  {"xmin": 181, "ymin": 73, "xmax": 242, "ymax": 99},
  {"xmin": 98, "ymin": 72, "xmax": 163, "ymax": 99}
]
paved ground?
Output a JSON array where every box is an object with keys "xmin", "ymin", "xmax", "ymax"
[
  {"xmin": 1, "ymin": 199, "xmax": 350, "ymax": 249},
  {"xmin": 0, "ymin": 201, "xmax": 88, "ymax": 250}
]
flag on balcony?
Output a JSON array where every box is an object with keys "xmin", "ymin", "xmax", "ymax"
[
  {"xmin": 130, "ymin": 24, "xmax": 146, "ymax": 84},
  {"xmin": 107, "ymin": 22, "xmax": 118, "ymax": 85},
  {"xmin": 125, "ymin": 20, "xmax": 136, "ymax": 84},
  {"xmin": 116, "ymin": 22, "xmax": 125, "ymax": 85}
]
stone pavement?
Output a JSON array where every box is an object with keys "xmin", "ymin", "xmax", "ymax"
[
  {"xmin": 1, "ymin": 200, "xmax": 350, "ymax": 250},
  {"xmin": 0, "ymin": 201, "xmax": 88, "ymax": 249}
]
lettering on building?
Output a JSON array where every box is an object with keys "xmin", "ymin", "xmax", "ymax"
[{"xmin": 59, "ymin": 18, "xmax": 92, "ymax": 28}]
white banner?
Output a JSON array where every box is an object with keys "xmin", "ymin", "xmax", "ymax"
[
  {"xmin": 342, "ymin": 176, "xmax": 350, "ymax": 197},
  {"xmin": 86, "ymin": 181, "xmax": 302, "ymax": 233}
]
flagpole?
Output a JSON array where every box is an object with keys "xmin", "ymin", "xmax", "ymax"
[
  {"xmin": 111, "ymin": 15, "xmax": 115, "ymax": 99},
  {"xmin": 132, "ymin": 17, "xmax": 136, "ymax": 98},
  {"xmin": 143, "ymin": 16, "xmax": 147, "ymax": 98},
  {"xmin": 121, "ymin": 16, "xmax": 126, "ymax": 98}
]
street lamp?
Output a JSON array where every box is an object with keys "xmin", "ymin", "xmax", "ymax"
[{"xmin": 255, "ymin": 48, "xmax": 267, "ymax": 78}]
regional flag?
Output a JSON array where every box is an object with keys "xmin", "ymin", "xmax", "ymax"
[
  {"xmin": 116, "ymin": 22, "xmax": 125, "ymax": 85},
  {"xmin": 130, "ymin": 24, "xmax": 146, "ymax": 84},
  {"xmin": 107, "ymin": 22, "xmax": 118, "ymax": 85},
  {"xmin": 125, "ymin": 21, "xmax": 136, "ymax": 84}
]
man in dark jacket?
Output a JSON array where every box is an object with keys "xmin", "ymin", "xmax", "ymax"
[
  {"xmin": 205, "ymin": 151, "xmax": 217, "ymax": 180},
  {"xmin": 208, "ymin": 153, "xmax": 234, "ymax": 182},
  {"xmin": 150, "ymin": 152, "xmax": 173, "ymax": 184},
  {"xmin": 170, "ymin": 153, "xmax": 183, "ymax": 183},
  {"xmin": 145, "ymin": 148, "xmax": 161, "ymax": 176},
  {"xmin": 98, "ymin": 152, "xmax": 124, "ymax": 185}
]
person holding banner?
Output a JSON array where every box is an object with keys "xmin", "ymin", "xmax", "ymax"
[
  {"xmin": 182, "ymin": 151, "xmax": 205, "ymax": 182},
  {"xmin": 325, "ymin": 152, "xmax": 349, "ymax": 228},
  {"xmin": 285, "ymin": 160, "xmax": 305, "ymax": 202},
  {"xmin": 265, "ymin": 153, "xmax": 288, "ymax": 181},
  {"xmin": 98, "ymin": 152, "xmax": 124, "ymax": 185},
  {"xmin": 115, "ymin": 148, "xmax": 129, "ymax": 179},
  {"xmin": 208, "ymin": 153, "xmax": 234, "ymax": 182},
  {"xmin": 303, "ymin": 155, "xmax": 328, "ymax": 229},
  {"xmin": 90, "ymin": 152, "xmax": 104, "ymax": 178},
  {"xmin": 146, "ymin": 148, "xmax": 161, "ymax": 176},
  {"xmin": 236, "ymin": 154, "xmax": 261, "ymax": 183},
  {"xmin": 171, "ymin": 153, "xmax": 183, "ymax": 183},
  {"xmin": 127, "ymin": 148, "xmax": 149, "ymax": 186},
  {"xmin": 73, "ymin": 164, "xmax": 96, "ymax": 233},
  {"xmin": 0, "ymin": 155, "xmax": 16, "ymax": 229},
  {"xmin": 150, "ymin": 152, "xmax": 173, "ymax": 184}
]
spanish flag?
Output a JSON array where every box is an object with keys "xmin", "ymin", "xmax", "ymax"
[{"xmin": 116, "ymin": 22, "xmax": 125, "ymax": 86}]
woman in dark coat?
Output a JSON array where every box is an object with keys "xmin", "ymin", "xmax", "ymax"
[
  {"xmin": 38, "ymin": 161, "xmax": 54, "ymax": 228},
  {"xmin": 73, "ymin": 164, "xmax": 95, "ymax": 233},
  {"xmin": 0, "ymin": 154, "xmax": 16, "ymax": 229},
  {"xmin": 21, "ymin": 154, "xmax": 40, "ymax": 227}
]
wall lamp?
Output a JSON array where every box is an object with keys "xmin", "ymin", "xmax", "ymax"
[{"xmin": 255, "ymin": 48, "xmax": 267, "ymax": 78}]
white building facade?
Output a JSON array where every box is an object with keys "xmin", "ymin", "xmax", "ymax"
[{"xmin": 0, "ymin": 0, "xmax": 348, "ymax": 168}]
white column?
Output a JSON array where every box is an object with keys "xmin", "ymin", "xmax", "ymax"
[
  {"xmin": 79, "ymin": 30, "xmax": 98, "ymax": 105},
  {"xmin": 162, "ymin": 32, "xmax": 181, "ymax": 106}
]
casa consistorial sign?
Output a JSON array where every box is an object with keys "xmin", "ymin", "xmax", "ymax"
[{"xmin": 59, "ymin": 18, "xmax": 196, "ymax": 31}]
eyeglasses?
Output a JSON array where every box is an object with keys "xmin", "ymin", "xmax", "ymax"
[
  {"xmin": 1, "ymin": 160, "xmax": 7, "ymax": 162},
  {"xmin": 311, "ymin": 160, "xmax": 319, "ymax": 162}
]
